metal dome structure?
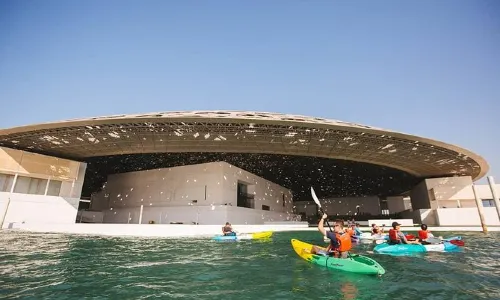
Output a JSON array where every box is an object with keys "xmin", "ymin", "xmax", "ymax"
[{"xmin": 0, "ymin": 111, "xmax": 489, "ymax": 200}]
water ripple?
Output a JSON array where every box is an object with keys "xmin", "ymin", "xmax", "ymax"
[{"xmin": 0, "ymin": 230, "xmax": 499, "ymax": 299}]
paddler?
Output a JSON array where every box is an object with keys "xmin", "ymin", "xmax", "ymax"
[
  {"xmin": 388, "ymin": 222, "xmax": 420, "ymax": 245},
  {"xmin": 311, "ymin": 213, "xmax": 353, "ymax": 259},
  {"xmin": 371, "ymin": 223, "xmax": 384, "ymax": 236},
  {"xmin": 222, "ymin": 222, "xmax": 236, "ymax": 236},
  {"xmin": 418, "ymin": 224, "xmax": 442, "ymax": 244},
  {"xmin": 354, "ymin": 223, "xmax": 363, "ymax": 236}
]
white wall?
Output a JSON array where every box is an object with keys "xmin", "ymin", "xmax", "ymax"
[
  {"xmin": 386, "ymin": 196, "xmax": 412, "ymax": 213},
  {"xmin": 91, "ymin": 162, "xmax": 295, "ymax": 224},
  {"xmin": 0, "ymin": 192, "xmax": 80, "ymax": 228},
  {"xmin": 220, "ymin": 162, "xmax": 294, "ymax": 213},
  {"xmin": 76, "ymin": 210, "xmax": 104, "ymax": 223},
  {"xmin": 436, "ymin": 207, "xmax": 500, "ymax": 226},
  {"xmin": 101, "ymin": 205, "xmax": 299, "ymax": 225},
  {"xmin": 293, "ymin": 196, "xmax": 380, "ymax": 218}
]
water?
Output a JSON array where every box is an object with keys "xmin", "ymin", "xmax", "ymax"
[{"xmin": 0, "ymin": 231, "xmax": 499, "ymax": 300}]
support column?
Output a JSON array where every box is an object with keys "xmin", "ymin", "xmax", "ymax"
[
  {"xmin": 487, "ymin": 176, "xmax": 500, "ymax": 221},
  {"xmin": 472, "ymin": 184, "xmax": 488, "ymax": 233},
  {"xmin": 0, "ymin": 174, "xmax": 18, "ymax": 229},
  {"xmin": 138, "ymin": 205, "xmax": 144, "ymax": 224},
  {"xmin": 44, "ymin": 178, "xmax": 51, "ymax": 196}
]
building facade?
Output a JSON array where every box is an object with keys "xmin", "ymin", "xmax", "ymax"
[
  {"xmin": 0, "ymin": 146, "xmax": 87, "ymax": 228},
  {"xmin": 84, "ymin": 161, "xmax": 297, "ymax": 225}
]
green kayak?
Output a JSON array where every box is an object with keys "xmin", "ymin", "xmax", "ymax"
[{"xmin": 291, "ymin": 239, "xmax": 385, "ymax": 276}]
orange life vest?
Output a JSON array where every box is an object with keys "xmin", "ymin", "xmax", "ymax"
[
  {"xmin": 389, "ymin": 229, "xmax": 400, "ymax": 242},
  {"xmin": 418, "ymin": 230, "xmax": 429, "ymax": 240},
  {"xmin": 346, "ymin": 228, "xmax": 355, "ymax": 236},
  {"xmin": 335, "ymin": 232, "xmax": 352, "ymax": 252}
]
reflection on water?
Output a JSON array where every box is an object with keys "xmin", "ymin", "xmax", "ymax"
[{"xmin": 0, "ymin": 231, "xmax": 499, "ymax": 299}]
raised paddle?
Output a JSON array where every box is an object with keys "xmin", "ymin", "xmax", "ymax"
[{"xmin": 310, "ymin": 187, "xmax": 334, "ymax": 232}]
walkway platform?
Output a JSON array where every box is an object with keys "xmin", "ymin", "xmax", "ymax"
[{"xmin": 3, "ymin": 222, "xmax": 499, "ymax": 238}]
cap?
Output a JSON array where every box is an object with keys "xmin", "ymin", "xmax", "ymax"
[{"xmin": 392, "ymin": 221, "xmax": 401, "ymax": 227}]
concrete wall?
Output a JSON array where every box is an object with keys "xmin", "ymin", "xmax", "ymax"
[
  {"xmin": 0, "ymin": 192, "xmax": 80, "ymax": 228},
  {"xmin": 436, "ymin": 207, "xmax": 500, "ymax": 226},
  {"xmin": 0, "ymin": 147, "xmax": 87, "ymax": 228},
  {"xmin": 410, "ymin": 180, "xmax": 434, "ymax": 210},
  {"xmin": 102, "ymin": 205, "xmax": 299, "ymax": 225},
  {"xmin": 0, "ymin": 146, "xmax": 83, "ymax": 181},
  {"xmin": 0, "ymin": 146, "xmax": 87, "ymax": 198},
  {"xmin": 386, "ymin": 196, "xmax": 411, "ymax": 213},
  {"xmin": 91, "ymin": 162, "xmax": 295, "ymax": 224},
  {"xmin": 409, "ymin": 176, "xmax": 500, "ymax": 210},
  {"xmin": 76, "ymin": 210, "xmax": 104, "ymax": 223},
  {"xmin": 293, "ymin": 196, "xmax": 381, "ymax": 218},
  {"xmin": 220, "ymin": 162, "xmax": 294, "ymax": 213}
]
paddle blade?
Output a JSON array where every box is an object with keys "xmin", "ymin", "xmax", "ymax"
[
  {"xmin": 310, "ymin": 187, "xmax": 322, "ymax": 208},
  {"xmin": 449, "ymin": 239, "xmax": 465, "ymax": 247},
  {"xmin": 405, "ymin": 234, "xmax": 416, "ymax": 240}
]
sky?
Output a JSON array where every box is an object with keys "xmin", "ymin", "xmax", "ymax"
[{"xmin": 0, "ymin": 0, "xmax": 499, "ymax": 182}]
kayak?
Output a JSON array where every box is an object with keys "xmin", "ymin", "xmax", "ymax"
[
  {"xmin": 359, "ymin": 233, "xmax": 387, "ymax": 241},
  {"xmin": 374, "ymin": 241, "xmax": 461, "ymax": 254},
  {"xmin": 291, "ymin": 239, "xmax": 385, "ymax": 276},
  {"xmin": 213, "ymin": 231, "xmax": 273, "ymax": 241}
]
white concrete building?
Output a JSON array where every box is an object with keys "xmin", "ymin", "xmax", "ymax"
[
  {"xmin": 404, "ymin": 176, "xmax": 500, "ymax": 226},
  {"xmin": 86, "ymin": 161, "xmax": 297, "ymax": 225},
  {"xmin": 0, "ymin": 146, "xmax": 87, "ymax": 229},
  {"xmin": 293, "ymin": 176, "xmax": 500, "ymax": 227}
]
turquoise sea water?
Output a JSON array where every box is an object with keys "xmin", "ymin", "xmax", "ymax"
[{"xmin": 1, "ymin": 230, "xmax": 499, "ymax": 300}]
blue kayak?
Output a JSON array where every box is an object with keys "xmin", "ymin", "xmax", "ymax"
[
  {"xmin": 374, "ymin": 241, "xmax": 461, "ymax": 254},
  {"xmin": 382, "ymin": 235, "xmax": 462, "ymax": 241}
]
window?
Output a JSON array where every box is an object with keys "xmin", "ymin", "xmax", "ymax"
[
  {"xmin": 482, "ymin": 199, "xmax": 496, "ymax": 207},
  {"xmin": 14, "ymin": 176, "xmax": 47, "ymax": 195},
  {"xmin": 237, "ymin": 182, "xmax": 254, "ymax": 209},
  {"xmin": 47, "ymin": 180, "xmax": 62, "ymax": 196},
  {"xmin": 262, "ymin": 205, "xmax": 270, "ymax": 211},
  {"xmin": 0, "ymin": 174, "xmax": 15, "ymax": 192},
  {"xmin": 282, "ymin": 194, "xmax": 285, "ymax": 207}
]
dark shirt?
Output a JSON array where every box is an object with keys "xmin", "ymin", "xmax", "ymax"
[{"xmin": 326, "ymin": 231, "xmax": 340, "ymax": 249}]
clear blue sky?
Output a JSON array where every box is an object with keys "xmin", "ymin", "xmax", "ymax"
[{"xmin": 0, "ymin": 0, "xmax": 498, "ymax": 182}]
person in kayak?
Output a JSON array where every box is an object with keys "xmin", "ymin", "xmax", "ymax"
[
  {"xmin": 418, "ymin": 224, "xmax": 442, "ymax": 244},
  {"xmin": 388, "ymin": 222, "xmax": 420, "ymax": 245},
  {"xmin": 222, "ymin": 222, "xmax": 236, "ymax": 236},
  {"xmin": 371, "ymin": 223, "xmax": 384, "ymax": 235},
  {"xmin": 354, "ymin": 223, "xmax": 363, "ymax": 236},
  {"xmin": 347, "ymin": 223, "xmax": 362, "ymax": 236},
  {"xmin": 311, "ymin": 213, "xmax": 352, "ymax": 258}
]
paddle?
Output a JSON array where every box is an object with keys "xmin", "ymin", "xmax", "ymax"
[
  {"xmin": 449, "ymin": 239, "xmax": 465, "ymax": 247},
  {"xmin": 310, "ymin": 187, "xmax": 334, "ymax": 232}
]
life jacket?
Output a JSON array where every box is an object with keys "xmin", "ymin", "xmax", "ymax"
[
  {"xmin": 346, "ymin": 228, "xmax": 355, "ymax": 236},
  {"xmin": 418, "ymin": 230, "xmax": 429, "ymax": 240},
  {"xmin": 388, "ymin": 229, "xmax": 400, "ymax": 243},
  {"xmin": 331, "ymin": 232, "xmax": 352, "ymax": 252},
  {"xmin": 372, "ymin": 227, "xmax": 379, "ymax": 234}
]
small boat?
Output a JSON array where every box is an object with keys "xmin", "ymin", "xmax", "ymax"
[
  {"xmin": 213, "ymin": 231, "xmax": 273, "ymax": 241},
  {"xmin": 291, "ymin": 239, "xmax": 385, "ymax": 276},
  {"xmin": 374, "ymin": 239, "xmax": 463, "ymax": 255}
]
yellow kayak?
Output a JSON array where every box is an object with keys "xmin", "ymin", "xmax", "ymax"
[
  {"xmin": 213, "ymin": 231, "xmax": 273, "ymax": 241},
  {"xmin": 251, "ymin": 231, "xmax": 273, "ymax": 239}
]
